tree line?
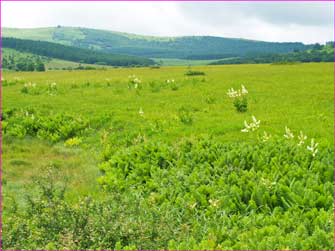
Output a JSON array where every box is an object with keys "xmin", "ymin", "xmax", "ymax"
[
  {"xmin": 209, "ymin": 43, "xmax": 334, "ymax": 65},
  {"xmin": 3, "ymin": 54, "xmax": 46, "ymax": 71},
  {"xmin": 3, "ymin": 37, "xmax": 155, "ymax": 67}
]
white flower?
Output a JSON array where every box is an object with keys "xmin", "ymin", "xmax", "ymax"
[
  {"xmin": 284, "ymin": 126, "xmax": 294, "ymax": 139},
  {"xmin": 241, "ymin": 115, "xmax": 260, "ymax": 132},
  {"xmin": 167, "ymin": 79, "xmax": 175, "ymax": 84},
  {"xmin": 307, "ymin": 138, "xmax": 318, "ymax": 157},
  {"xmin": 227, "ymin": 88, "xmax": 238, "ymax": 98},
  {"xmin": 139, "ymin": 107, "xmax": 144, "ymax": 117},
  {"xmin": 209, "ymin": 199, "xmax": 219, "ymax": 208},
  {"xmin": 261, "ymin": 131, "xmax": 271, "ymax": 142},
  {"xmin": 241, "ymin": 85, "xmax": 248, "ymax": 95},
  {"xmin": 227, "ymin": 85, "xmax": 248, "ymax": 98},
  {"xmin": 297, "ymin": 131, "xmax": 307, "ymax": 146}
]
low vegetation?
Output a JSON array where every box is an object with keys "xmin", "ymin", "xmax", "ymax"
[{"xmin": 2, "ymin": 63, "xmax": 333, "ymax": 249}]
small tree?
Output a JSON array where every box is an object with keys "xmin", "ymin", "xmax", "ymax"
[{"xmin": 36, "ymin": 62, "xmax": 46, "ymax": 72}]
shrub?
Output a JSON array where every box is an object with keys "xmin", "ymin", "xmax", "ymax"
[
  {"xmin": 227, "ymin": 85, "xmax": 248, "ymax": 112},
  {"xmin": 2, "ymin": 109, "xmax": 89, "ymax": 143},
  {"xmin": 233, "ymin": 96, "xmax": 248, "ymax": 112},
  {"xmin": 185, "ymin": 70, "xmax": 205, "ymax": 76},
  {"xmin": 178, "ymin": 107, "xmax": 193, "ymax": 125},
  {"xmin": 2, "ymin": 137, "xmax": 334, "ymax": 250}
]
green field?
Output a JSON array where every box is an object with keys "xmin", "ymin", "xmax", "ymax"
[{"xmin": 2, "ymin": 63, "xmax": 334, "ymax": 249}]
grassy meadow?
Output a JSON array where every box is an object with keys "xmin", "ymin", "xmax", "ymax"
[{"xmin": 2, "ymin": 62, "xmax": 334, "ymax": 249}]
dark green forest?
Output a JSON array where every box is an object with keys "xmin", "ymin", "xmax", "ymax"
[
  {"xmin": 2, "ymin": 37, "xmax": 155, "ymax": 67},
  {"xmin": 209, "ymin": 43, "xmax": 334, "ymax": 65}
]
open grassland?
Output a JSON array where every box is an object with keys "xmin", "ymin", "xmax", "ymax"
[{"xmin": 2, "ymin": 63, "xmax": 334, "ymax": 249}]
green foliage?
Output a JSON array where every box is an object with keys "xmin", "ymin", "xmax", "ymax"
[
  {"xmin": 149, "ymin": 81, "xmax": 161, "ymax": 93},
  {"xmin": 210, "ymin": 43, "xmax": 334, "ymax": 65},
  {"xmin": 2, "ymin": 50, "xmax": 46, "ymax": 72},
  {"xmin": 233, "ymin": 96, "xmax": 248, "ymax": 112},
  {"xmin": 2, "ymin": 108, "xmax": 89, "ymax": 142},
  {"xmin": 3, "ymin": 137, "xmax": 333, "ymax": 249},
  {"xmin": 204, "ymin": 94, "xmax": 216, "ymax": 104},
  {"xmin": 169, "ymin": 81, "xmax": 179, "ymax": 91},
  {"xmin": 64, "ymin": 137, "xmax": 82, "ymax": 147},
  {"xmin": 2, "ymin": 63, "xmax": 333, "ymax": 250},
  {"xmin": 178, "ymin": 107, "xmax": 193, "ymax": 125}
]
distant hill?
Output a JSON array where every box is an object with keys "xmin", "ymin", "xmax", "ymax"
[
  {"xmin": 2, "ymin": 37, "xmax": 155, "ymax": 67},
  {"xmin": 3, "ymin": 27, "xmax": 312, "ymax": 59},
  {"xmin": 209, "ymin": 43, "xmax": 334, "ymax": 65}
]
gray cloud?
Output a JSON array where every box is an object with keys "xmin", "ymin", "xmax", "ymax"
[
  {"xmin": 179, "ymin": 2, "xmax": 332, "ymax": 27},
  {"xmin": 2, "ymin": 1, "xmax": 333, "ymax": 44}
]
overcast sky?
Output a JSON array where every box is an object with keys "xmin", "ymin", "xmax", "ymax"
[{"xmin": 2, "ymin": 1, "xmax": 333, "ymax": 44}]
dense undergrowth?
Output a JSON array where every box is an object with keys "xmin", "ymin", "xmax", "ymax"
[
  {"xmin": 3, "ymin": 137, "xmax": 334, "ymax": 250},
  {"xmin": 2, "ymin": 63, "xmax": 333, "ymax": 250}
]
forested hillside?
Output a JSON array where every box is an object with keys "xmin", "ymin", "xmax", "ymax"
[
  {"xmin": 209, "ymin": 43, "xmax": 334, "ymax": 65},
  {"xmin": 3, "ymin": 27, "xmax": 311, "ymax": 59},
  {"xmin": 2, "ymin": 37, "xmax": 155, "ymax": 67}
]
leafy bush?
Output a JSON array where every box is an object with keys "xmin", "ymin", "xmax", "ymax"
[
  {"xmin": 21, "ymin": 82, "xmax": 42, "ymax": 95},
  {"xmin": 227, "ymin": 85, "xmax": 248, "ymax": 112},
  {"xmin": 100, "ymin": 137, "xmax": 334, "ymax": 249},
  {"xmin": 233, "ymin": 96, "xmax": 248, "ymax": 112},
  {"xmin": 185, "ymin": 70, "xmax": 206, "ymax": 76},
  {"xmin": 170, "ymin": 82, "xmax": 179, "ymax": 91},
  {"xmin": 2, "ymin": 109, "xmax": 89, "ymax": 142},
  {"xmin": 2, "ymin": 137, "xmax": 334, "ymax": 249},
  {"xmin": 178, "ymin": 107, "xmax": 193, "ymax": 125}
]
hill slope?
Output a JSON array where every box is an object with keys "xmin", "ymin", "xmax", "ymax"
[
  {"xmin": 3, "ymin": 27, "xmax": 311, "ymax": 59},
  {"xmin": 209, "ymin": 43, "xmax": 334, "ymax": 65},
  {"xmin": 2, "ymin": 37, "xmax": 155, "ymax": 67}
]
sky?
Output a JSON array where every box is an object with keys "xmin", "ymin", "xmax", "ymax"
[{"xmin": 2, "ymin": 1, "xmax": 334, "ymax": 44}]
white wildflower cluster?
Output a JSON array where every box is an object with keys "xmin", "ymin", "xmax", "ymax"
[
  {"xmin": 307, "ymin": 138, "xmax": 318, "ymax": 157},
  {"xmin": 261, "ymin": 131, "xmax": 272, "ymax": 142},
  {"xmin": 24, "ymin": 110, "xmax": 35, "ymax": 120},
  {"xmin": 283, "ymin": 127, "xmax": 318, "ymax": 157},
  {"xmin": 283, "ymin": 126, "xmax": 294, "ymax": 139},
  {"xmin": 297, "ymin": 131, "xmax": 307, "ymax": 146},
  {"xmin": 24, "ymin": 82, "xmax": 37, "ymax": 88},
  {"xmin": 209, "ymin": 199, "xmax": 220, "ymax": 208},
  {"xmin": 166, "ymin": 79, "xmax": 175, "ymax": 84},
  {"xmin": 227, "ymin": 85, "xmax": 248, "ymax": 98},
  {"xmin": 241, "ymin": 115, "xmax": 260, "ymax": 132},
  {"xmin": 128, "ymin": 75, "xmax": 142, "ymax": 89}
]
